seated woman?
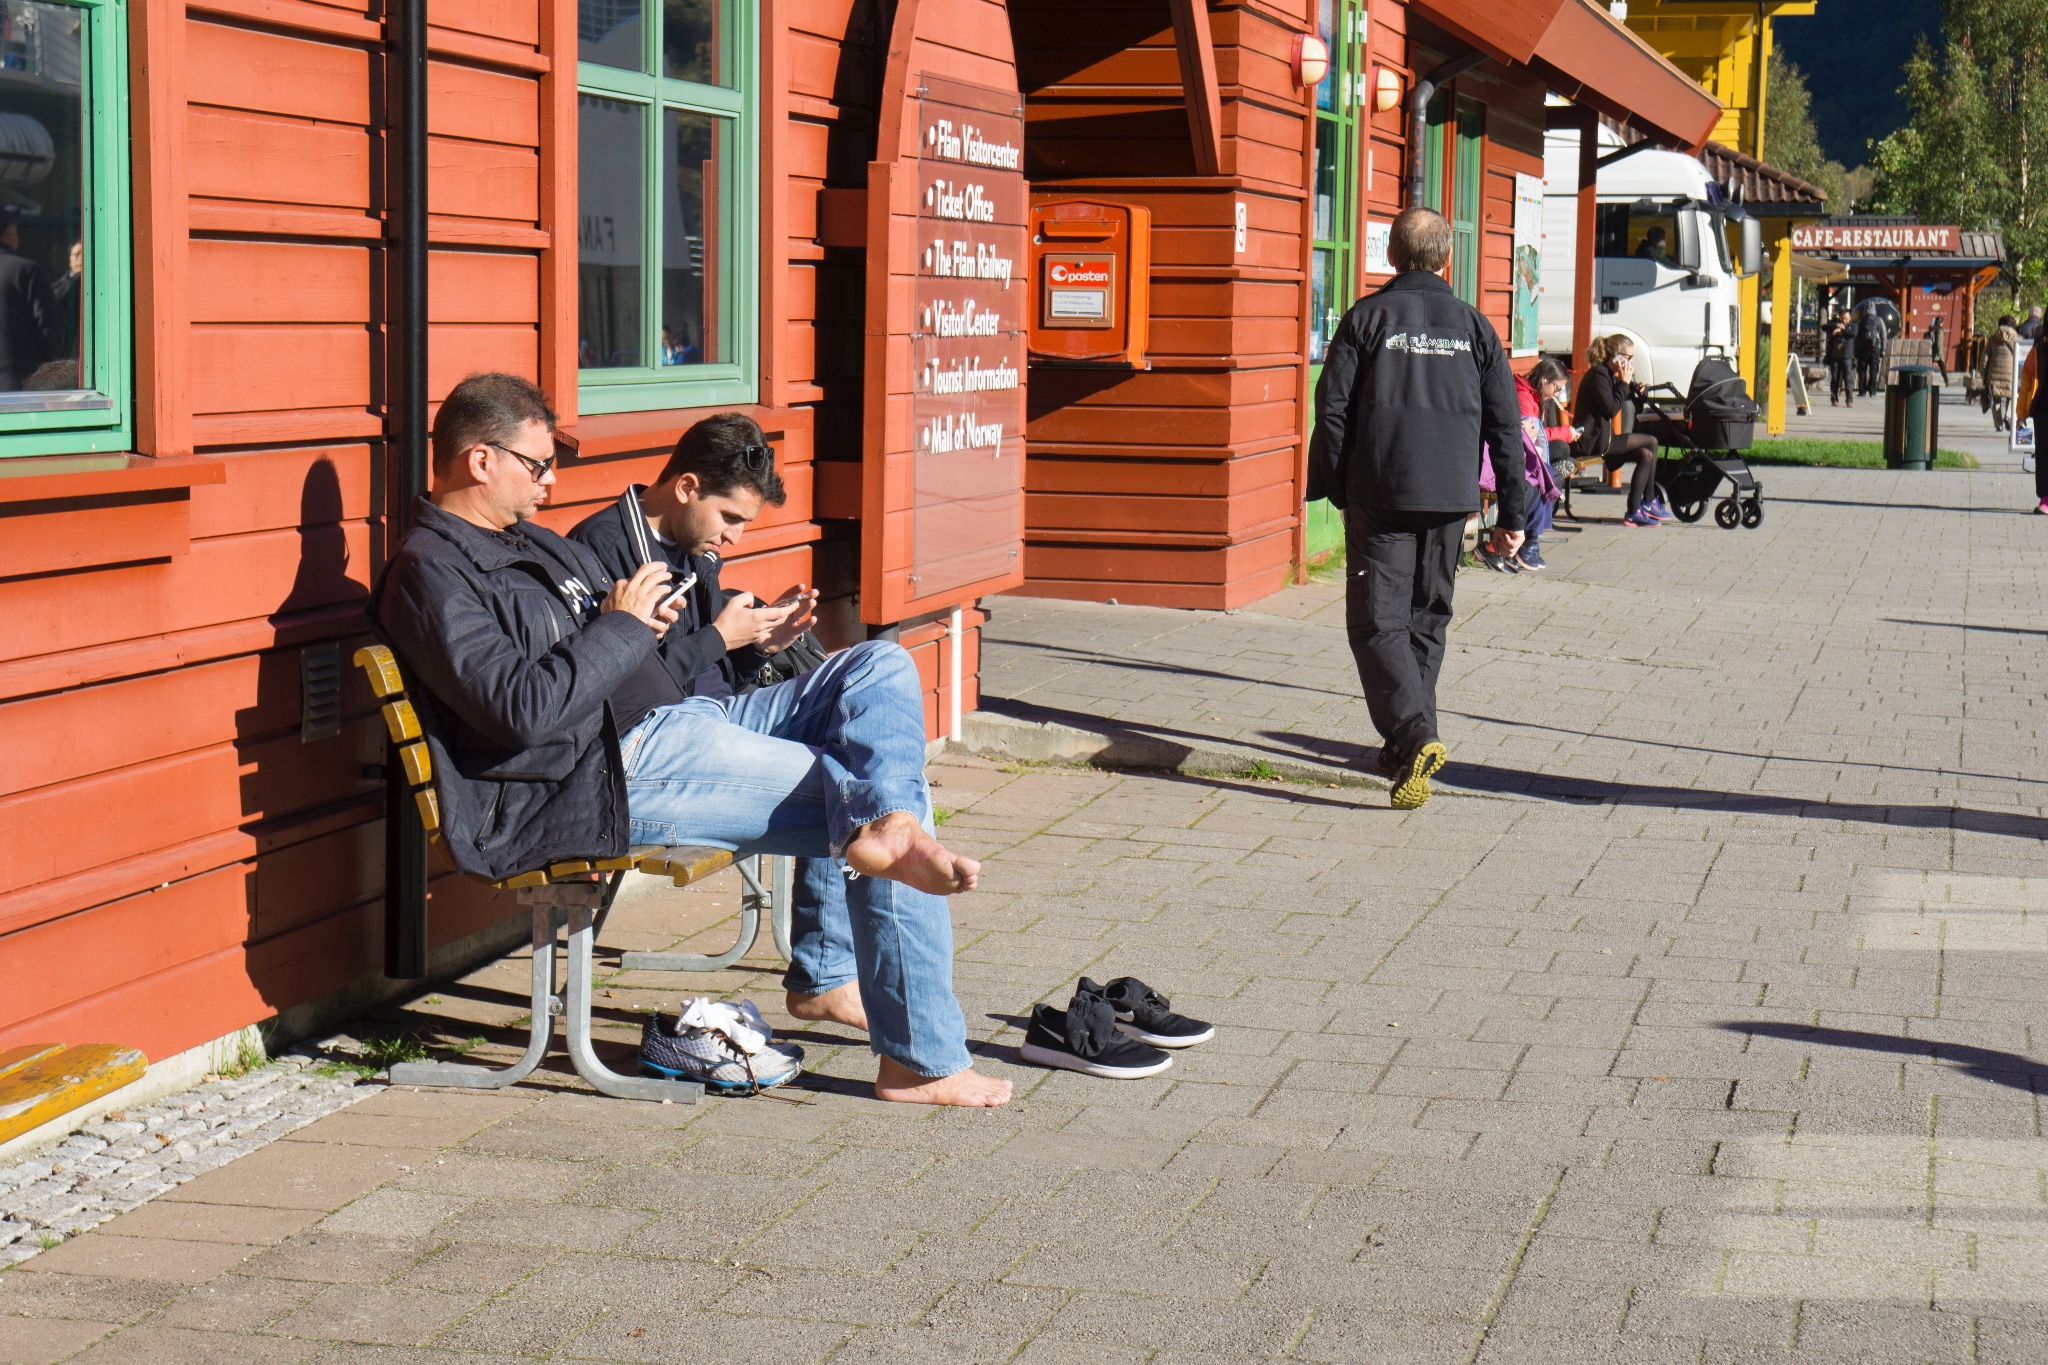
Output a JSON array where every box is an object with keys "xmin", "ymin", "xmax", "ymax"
[
  {"xmin": 1572, "ymin": 334, "xmax": 1670, "ymax": 527},
  {"xmin": 1510, "ymin": 357, "xmax": 1574, "ymax": 570}
]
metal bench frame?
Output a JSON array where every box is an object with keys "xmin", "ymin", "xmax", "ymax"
[{"xmin": 354, "ymin": 645, "xmax": 793, "ymax": 1104}]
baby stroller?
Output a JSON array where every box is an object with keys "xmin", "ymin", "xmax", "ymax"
[{"xmin": 1634, "ymin": 357, "xmax": 1767, "ymax": 529}]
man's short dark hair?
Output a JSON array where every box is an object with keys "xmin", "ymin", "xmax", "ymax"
[
  {"xmin": 657, "ymin": 412, "xmax": 787, "ymax": 505},
  {"xmin": 432, "ymin": 373, "xmax": 557, "ymax": 477},
  {"xmin": 1388, "ymin": 208, "xmax": 1452, "ymax": 274},
  {"xmin": 1644, "ymin": 226, "xmax": 1668, "ymax": 244}
]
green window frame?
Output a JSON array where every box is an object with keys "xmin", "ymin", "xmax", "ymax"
[
  {"xmin": 576, "ymin": 0, "xmax": 758, "ymax": 415},
  {"xmin": 0, "ymin": 0, "xmax": 131, "ymax": 458},
  {"xmin": 1308, "ymin": 0, "xmax": 1365, "ymax": 365}
]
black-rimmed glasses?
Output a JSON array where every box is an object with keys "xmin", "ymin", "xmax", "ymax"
[
  {"xmin": 489, "ymin": 441, "xmax": 557, "ymax": 480},
  {"xmin": 740, "ymin": 444, "xmax": 774, "ymax": 474}
]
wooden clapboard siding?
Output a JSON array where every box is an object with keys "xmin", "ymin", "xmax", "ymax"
[{"xmin": 1010, "ymin": 0, "xmax": 1311, "ymax": 609}]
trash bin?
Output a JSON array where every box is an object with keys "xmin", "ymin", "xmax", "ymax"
[{"xmin": 1884, "ymin": 365, "xmax": 1940, "ymax": 470}]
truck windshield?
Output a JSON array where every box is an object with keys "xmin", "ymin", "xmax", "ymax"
[{"xmin": 1594, "ymin": 202, "xmax": 1681, "ymax": 265}]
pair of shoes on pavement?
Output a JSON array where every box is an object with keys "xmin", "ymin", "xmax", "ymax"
[
  {"xmin": 1388, "ymin": 738, "xmax": 1447, "ymax": 810},
  {"xmin": 1622, "ymin": 507, "xmax": 1662, "ymax": 528},
  {"xmin": 639, "ymin": 997, "xmax": 806, "ymax": 1095},
  {"xmin": 1021, "ymin": 976, "xmax": 1215, "ymax": 1079},
  {"xmin": 1515, "ymin": 544, "xmax": 1547, "ymax": 571},
  {"xmin": 1473, "ymin": 543, "xmax": 1519, "ymax": 573}
]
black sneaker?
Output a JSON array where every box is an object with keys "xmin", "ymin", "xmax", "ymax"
[
  {"xmin": 1081, "ymin": 976, "xmax": 1216, "ymax": 1049},
  {"xmin": 1019, "ymin": 993, "xmax": 1173, "ymax": 1079}
]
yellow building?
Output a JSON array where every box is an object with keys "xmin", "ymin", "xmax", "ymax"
[{"xmin": 1625, "ymin": 0, "xmax": 1822, "ymax": 433}]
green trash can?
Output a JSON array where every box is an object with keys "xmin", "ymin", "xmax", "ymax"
[{"xmin": 1884, "ymin": 365, "xmax": 1940, "ymax": 470}]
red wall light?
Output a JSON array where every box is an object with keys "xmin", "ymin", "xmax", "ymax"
[{"xmin": 1292, "ymin": 33, "xmax": 1330, "ymax": 90}]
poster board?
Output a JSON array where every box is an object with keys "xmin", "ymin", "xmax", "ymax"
[
  {"xmin": 1511, "ymin": 173, "xmax": 1542, "ymax": 357},
  {"xmin": 1363, "ymin": 220, "xmax": 1392, "ymax": 278}
]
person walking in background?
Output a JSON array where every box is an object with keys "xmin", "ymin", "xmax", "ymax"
[
  {"xmin": 1985, "ymin": 314, "xmax": 2019, "ymax": 431},
  {"xmin": 1824, "ymin": 314, "xmax": 1853, "ymax": 407},
  {"xmin": 1928, "ymin": 314, "xmax": 1948, "ymax": 382},
  {"xmin": 1856, "ymin": 301, "xmax": 1889, "ymax": 396},
  {"xmin": 2019, "ymin": 304, "xmax": 2043, "ymax": 341},
  {"xmin": 1311, "ymin": 207, "xmax": 1528, "ymax": 810},
  {"xmin": 1573, "ymin": 335, "xmax": 1669, "ymax": 527},
  {"xmin": 49, "ymin": 240, "xmax": 81, "ymax": 361}
]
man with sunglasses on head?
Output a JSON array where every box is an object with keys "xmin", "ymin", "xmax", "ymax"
[{"xmin": 368, "ymin": 373, "xmax": 1013, "ymax": 1108}]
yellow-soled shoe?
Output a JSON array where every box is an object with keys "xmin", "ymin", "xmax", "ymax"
[{"xmin": 1390, "ymin": 741, "xmax": 1447, "ymax": 810}]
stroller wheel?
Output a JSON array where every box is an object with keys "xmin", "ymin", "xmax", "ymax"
[
  {"xmin": 1714, "ymin": 498, "xmax": 1741, "ymax": 529},
  {"xmin": 1673, "ymin": 498, "xmax": 1707, "ymax": 524},
  {"xmin": 1740, "ymin": 498, "xmax": 1763, "ymax": 529}
]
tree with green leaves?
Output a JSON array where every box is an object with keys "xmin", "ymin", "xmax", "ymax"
[
  {"xmin": 1765, "ymin": 53, "xmax": 1848, "ymax": 205},
  {"xmin": 1871, "ymin": 0, "xmax": 2048, "ymax": 295}
]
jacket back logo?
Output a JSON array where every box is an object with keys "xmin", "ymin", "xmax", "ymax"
[{"xmin": 1384, "ymin": 330, "xmax": 1471, "ymax": 357}]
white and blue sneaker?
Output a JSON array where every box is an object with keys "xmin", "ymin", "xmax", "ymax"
[{"xmin": 639, "ymin": 1003, "xmax": 805, "ymax": 1095}]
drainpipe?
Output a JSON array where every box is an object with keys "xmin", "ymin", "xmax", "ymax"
[
  {"xmin": 386, "ymin": 0, "xmax": 431, "ymax": 981},
  {"xmin": 947, "ymin": 606, "xmax": 963, "ymax": 742},
  {"xmin": 1406, "ymin": 50, "xmax": 1487, "ymax": 208}
]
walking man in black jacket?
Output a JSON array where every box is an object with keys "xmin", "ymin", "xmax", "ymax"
[
  {"xmin": 1312, "ymin": 208, "xmax": 1529, "ymax": 809},
  {"xmin": 369, "ymin": 374, "xmax": 1012, "ymax": 1107}
]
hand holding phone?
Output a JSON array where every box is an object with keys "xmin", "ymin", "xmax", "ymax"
[{"xmin": 655, "ymin": 572, "xmax": 697, "ymax": 615}]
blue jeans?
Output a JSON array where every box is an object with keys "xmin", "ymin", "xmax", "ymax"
[{"xmin": 619, "ymin": 640, "xmax": 971, "ymax": 1078}]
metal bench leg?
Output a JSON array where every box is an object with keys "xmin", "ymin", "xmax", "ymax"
[
  {"xmin": 390, "ymin": 901, "xmax": 556, "ymax": 1089},
  {"xmin": 562, "ymin": 897, "xmax": 703, "ymax": 1103},
  {"xmin": 770, "ymin": 854, "xmax": 795, "ymax": 963},
  {"xmin": 620, "ymin": 853, "xmax": 769, "ymax": 972}
]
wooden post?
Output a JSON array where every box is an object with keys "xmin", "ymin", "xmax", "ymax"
[
  {"xmin": 1765, "ymin": 218, "xmax": 1793, "ymax": 434},
  {"xmin": 1573, "ymin": 108, "xmax": 1596, "ymax": 369}
]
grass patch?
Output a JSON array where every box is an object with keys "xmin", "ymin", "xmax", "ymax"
[
  {"xmin": 360, "ymin": 1032, "xmax": 429, "ymax": 1072},
  {"xmin": 1721, "ymin": 439, "xmax": 1977, "ymax": 470},
  {"xmin": 314, "ymin": 1059, "xmax": 377, "ymax": 1081},
  {"xmin": 1306, "ymin": 543, "xmax": 1347, "ymax": 581},
  {"xmin": 932, "ymin": 806, "xmax": 957, "ymax": 826},
  {"xmin": 441, "ymin": 1035, "xmax": 488, "ymax": 1057},
  {"xmin": 1241, "ymin": 760, "xmax": 1282, "ymax": 781}
]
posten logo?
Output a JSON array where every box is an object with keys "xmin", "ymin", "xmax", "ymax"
[{"xmin": 1048, "ymin": 262, "xmax": 1111, "ymax": 285}]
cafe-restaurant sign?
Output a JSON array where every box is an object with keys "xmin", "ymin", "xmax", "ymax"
[{"xmin": 1791, "ymin": 223, "xmax": 1960, "ymax": 254}]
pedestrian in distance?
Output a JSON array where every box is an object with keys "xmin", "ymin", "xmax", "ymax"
[
  {"xmin": 1310, "ymin": 207, "xmax": 1529, "ymax": 811},
  {"xmin": 1824, "ymin": 314, "xmax": 1853, "ymax": 408},
  {"xmin": 2020, "ymin": 304, "xmax": 2044, "ymax": 341},
  {"xmin": 1984, "ymin": 314, "xmax": 2019, "ymax": 431}
]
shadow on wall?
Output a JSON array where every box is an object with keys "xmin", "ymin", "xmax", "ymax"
[
  {"xmin": 232, "ymin": 456, "xmax": 385, "ymax": 1023},
  {"xmin": 1716, "ymin": 1023, "xmax": 2048, "ymax": 1097}
]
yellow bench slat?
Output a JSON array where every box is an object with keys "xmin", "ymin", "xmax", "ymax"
[
  {"xmin": 413, "ymin": 788, "xmax": 441, "ymax": 832},
  {"xmin": 381, "ymin": 699, "xmax": 422, "ymax": 744},
  {"xmin": 0, "ymin": 1044, "xmax": 65, "ymax": 1082},
  {"xmin": 353, "ymin": 644, "xmax": 406, "ymax": 698},
  {"xmin": 0, "ymin": 1044, "xmax": 149, "ymax": 1146},
  {"xmin": 397, "ymin": 740, "xmax": 432, "ymax": 787},
  {"xmin": 636, "ymin": 846, "xmax": 736, "ymax": 886}
]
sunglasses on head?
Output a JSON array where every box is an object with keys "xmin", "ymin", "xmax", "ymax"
[{"xmin": 739, "ymin": 444, "xmax": 774, "ymax": 474}]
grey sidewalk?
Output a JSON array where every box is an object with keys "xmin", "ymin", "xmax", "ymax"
[{"xmin": 8, "ymin": 464, "xmax": 2048, "ymax": 1364}]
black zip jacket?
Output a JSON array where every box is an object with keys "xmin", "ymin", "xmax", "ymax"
[
  {"xmin": 366, "ymin": 497, "xmax": 655, "ymax": 882},
  {"xmin": 567, "ymin": 488, "xmax": 765, "ymax": 697},
  {"xmin": 1571, "ymin": 364, "xmax": 1641, "ymax": 462},
  {"xmin": 1311, "ymin": 270, "xmax": 1528, "ymax": 530}
]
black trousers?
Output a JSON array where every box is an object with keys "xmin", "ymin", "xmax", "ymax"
[
  {"xmin": 1345, "ymin": 505, "xmax": 1464, "ymax": 763},
  {"xmin": 1829, "ymin": 357, "xmax": 1852, "ymax": 401}
]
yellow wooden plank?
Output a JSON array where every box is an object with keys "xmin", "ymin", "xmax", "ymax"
[
  {"xmin": 413, "ymin": 788, "xmax": 441, "ymax": 832},
  {"xmin": 0, "ymin": 1044, "xmax": 149, "ymax": 1146},
  {"xmin": 0, "ymin": 1044, "xmax": 64, "ymax": 1082},
  {"xmin": 353, "ymin": 644, "xmax": 406, "ymax": 698},
  {"xmin": 381, "ymin": 699, "xmax": 422, "ymax": 744},
  {"xmin": 636, "ymin": 845, "xmax": 735, "ymax": 886},
  {"xmin": 547, "ymin": 859, "xmax": 594, "ymax": 878},
  {"xmin": 497, "ymin": 869, "xmax": 550, "ymax": 889},
  {"xmin": 397, "ymin": 740, "xmax": 432, "ymax": 787}
]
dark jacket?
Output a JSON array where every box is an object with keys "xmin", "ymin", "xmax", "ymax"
[
  {"xmin": 0, "ymin": 249, "xmax": 56, "ymax": 389},
  {"xmin": 568, "ymin": 489, "xmax": 766, "ymax": 697},
  {"xmin": 1571, "ymin": 364, "xmax": 1639, "ymax": 462},
  {"xmin": 1311, "ymin": 271, "xmax": 1528, "ymax": 530},
  {"xmin": 367, "ymin": 497, "xmax": 656, "ymax": 882}
]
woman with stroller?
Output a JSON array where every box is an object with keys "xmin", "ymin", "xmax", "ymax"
[{"xmin": 1573, "ymin": 335, "xmax": 1671, "ymax": 528}]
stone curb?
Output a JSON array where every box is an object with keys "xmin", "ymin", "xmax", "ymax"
[{"xmin": 0, "ymin": 1053, "xmax": 379, "ymax": 1268}]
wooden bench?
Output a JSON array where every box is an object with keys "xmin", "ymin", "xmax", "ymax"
[
  {"xmin": 0, "ymin": 1044, "xmax": 147, "ymax": 1147},
  {"xmin": 354, "ymin": 645, "xmax": 794, "ymax": 1104}
]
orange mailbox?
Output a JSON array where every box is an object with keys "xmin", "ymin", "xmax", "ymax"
[{"xmin": 1028, "ymin": 198, "xmax": 1151, "ymax": 365}]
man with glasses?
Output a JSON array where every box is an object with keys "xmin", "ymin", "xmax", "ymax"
[{"xmin": 368, "ymin": 373, "xmax": 1012, "ymax": 1107}]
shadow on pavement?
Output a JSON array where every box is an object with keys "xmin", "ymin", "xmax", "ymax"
[
  {"xmin": 1883, "ymin": 618, "xmax": 2048, "ymax": 638},
  {"xmin": 1256, "ymin": 730, "xmax": 2048, "ymax": 840},
  {"xmin": 1715, "ymin": 1023, "xmax": 2048, "ymax": 1095},
  {"xmin": 1772, "ymin": 496, "xmax": 2028, "ymax": 515}
]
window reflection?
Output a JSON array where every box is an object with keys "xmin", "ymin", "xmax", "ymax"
[
  {"xmin": 663, "ymin": 0, "xmax": 722, "ymax": 84},
  {"xmin": 0, "ymin": 1, "xmax": 84, "ymax": 398},
  {"xmin": 579, "ymin": 0, "xmax": 642, "ymax": 70},
  {"xmin": 661, "ymin": 109, "xmax": 729, "ymax": 367},
  {"xmin": 578, "ymin": 94, "xmax": 643, "ymax": 368}
]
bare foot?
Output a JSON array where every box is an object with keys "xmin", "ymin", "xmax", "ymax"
[
  {"xmin": 874, "ymin": 1055, "xmax": 1012, "ymax": 1106},
  {"xmin": 786, "ymin": 981, "xmax": 868, "ymax": 1032},
  {"xmin": 845, "ymin": 811, "xmax": 980, "ymax": 896}
]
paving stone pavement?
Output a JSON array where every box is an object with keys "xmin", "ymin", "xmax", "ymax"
[{"xmin": 7, "ymin": 463, "xmax": 2048, "ymax": 1363}]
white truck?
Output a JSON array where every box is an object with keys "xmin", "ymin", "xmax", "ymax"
[{"xmin": 1539, "ymin": 124, "xmax": 1762, "ymax": 392}]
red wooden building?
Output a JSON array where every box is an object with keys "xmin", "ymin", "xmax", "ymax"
[{"xmin": 0, "ymin": 0, "xmax": 1714, "ymax": 1092}]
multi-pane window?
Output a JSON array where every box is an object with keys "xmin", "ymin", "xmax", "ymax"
[
  {"xmin": 1308, "ymin": 0, "xmax": 1364, "ymax": 363},
  {"xmin": 577, "ymin": 0, "xmax": 755, "ymax": 413},
  {"xmin": 0, "ymin": 0, "xmax": 129, "ymax": 456}
]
